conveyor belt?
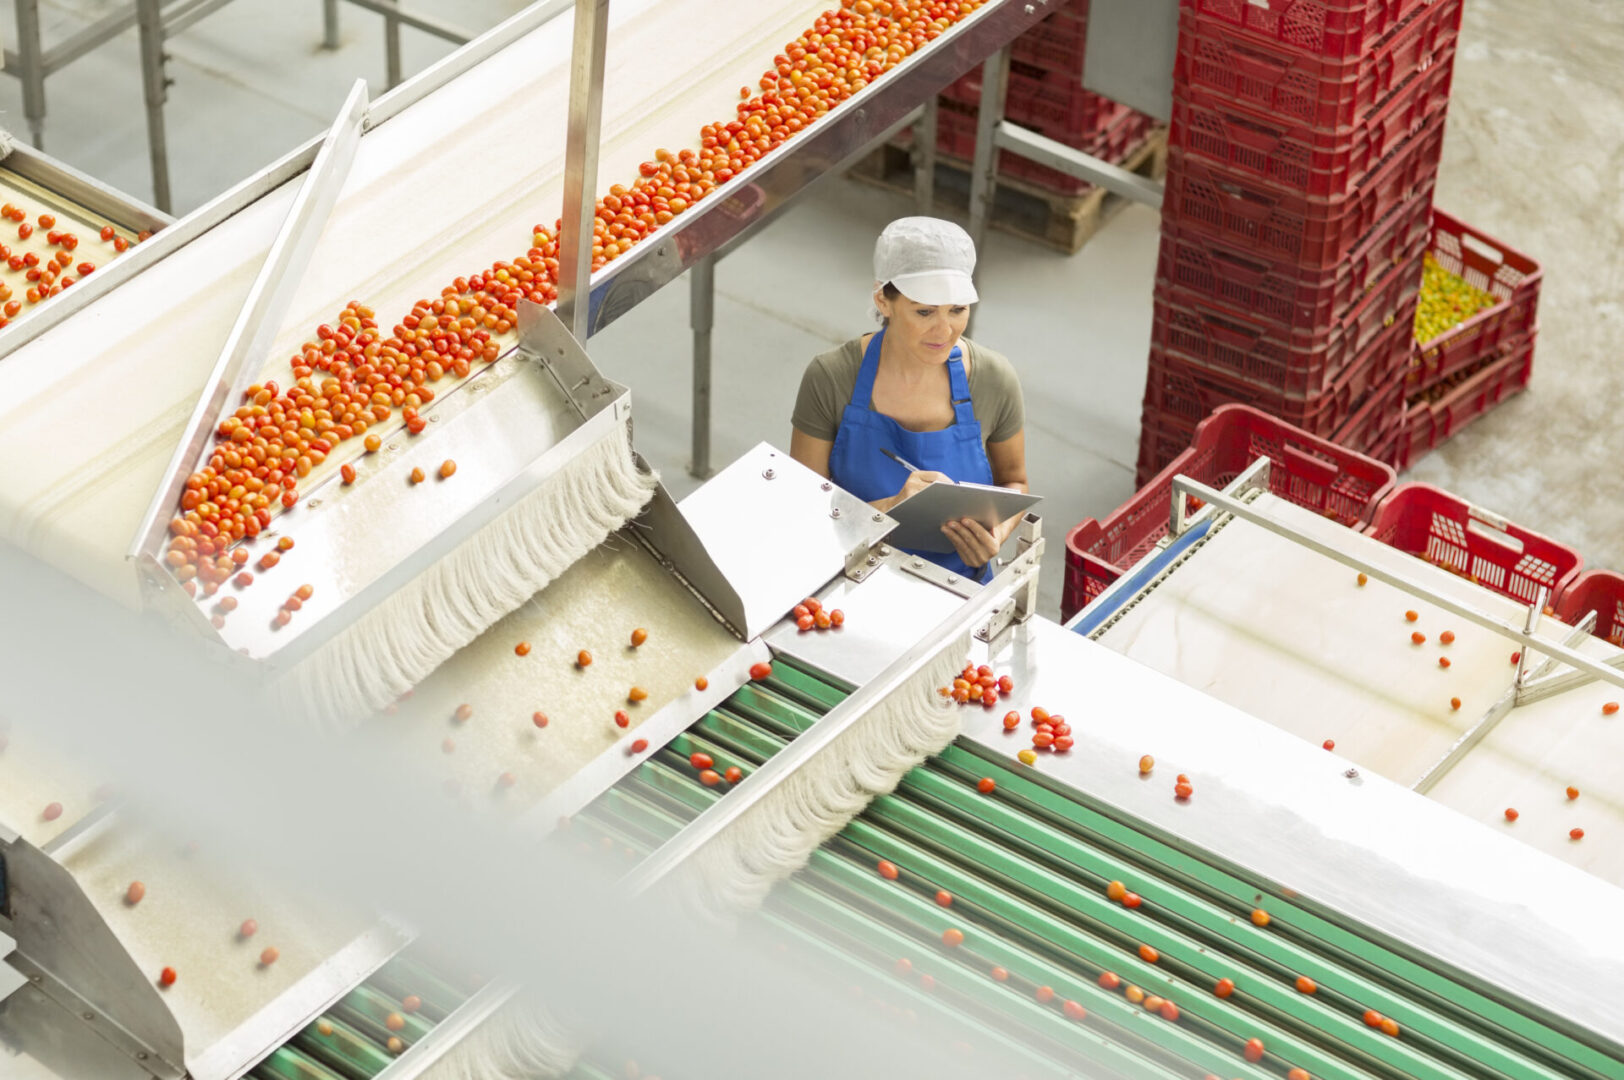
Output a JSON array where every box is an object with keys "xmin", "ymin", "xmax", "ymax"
[
  {"xmin": 250, "ymin": 947, "xmax": 484, "ymax": 1080},
  {"xmin": 574, "ymin": 658, "xmax": 1624, "ymax": 1080}
]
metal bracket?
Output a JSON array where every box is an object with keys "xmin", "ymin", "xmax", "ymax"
[
  {"xmin": 975, "ymin": 525, "xmax": 1045, "ymax": 644},
  {"xmin": 994, "ymin": 119, "xmax": 1164, "ymax": 207},
  {"xmin": 845, "ymin": 541, "xmax": 891, "ymax": 585},
  {"xmin": 127, "ymin": 78, "xmax": 371, "ymax": 581}
]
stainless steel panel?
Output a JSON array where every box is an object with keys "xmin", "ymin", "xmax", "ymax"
[
  {"xmin": 960, "ymin": 616, "xmax": 1624, "ymax": 1051},
  {"xmin": 1081, "ymin": 0, "xmax": 1178, "ymax": 122},
  {"xmin": 0, "ymin": 980, "xmax": 155, "ymax": 1080},
  {"xmin": 676, "ymin": 444, "xmax": 893, "ymax": 641},
  {"xmin": 0, "ymin": 838, "xmax": 185, "ymax": 1077},
  {"xmin": 0, "ymin": 929, "xmax": 26, "ymax": 1004},
  {"xmin": 765, "ymin": 560, "xmax": 963, "ymax": 688}
]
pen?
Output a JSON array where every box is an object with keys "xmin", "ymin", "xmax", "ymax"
[
  {"xmin": 881, "ymin": 446, "xmax": 957, "ymax": 484},
  {"xmin": 879, "ymin": 447, "xmax": 921, "ymax": 472}
]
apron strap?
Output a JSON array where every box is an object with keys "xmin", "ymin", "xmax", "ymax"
[
  {"xmin": 851, "ymin": 329, "xmax": 885, "ymax": 410},
  {"xmin": 946, "ymin": 344, "xmax": 976, "ymax": 427}
]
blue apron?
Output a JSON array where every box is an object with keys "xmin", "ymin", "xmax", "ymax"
[{"xmin": 828, "ymin": 329, "xmax": 997, "ymax": 582}]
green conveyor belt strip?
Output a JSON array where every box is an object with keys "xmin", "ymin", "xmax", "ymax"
[{"xmin": 571, "ymin": 660, "xmax": 1623, "ymax": 1080}]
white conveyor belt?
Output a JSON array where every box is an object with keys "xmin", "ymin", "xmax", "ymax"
[
  {"xmin": 0, "ymin": 0, "xmax": 832, "ymax": 608},
  {"xmin": 1089, "ymin": 492, "xmax": 1624, "ymax": 884}
]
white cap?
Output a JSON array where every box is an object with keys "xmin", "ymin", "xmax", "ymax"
[{"xmin": 873, "ymin": 216, "xmax": 979, "ymax": 306}]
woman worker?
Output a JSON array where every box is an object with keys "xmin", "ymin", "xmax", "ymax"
[{"xmin": 790, "ymin": 217, "xmax": 1028, "ymax": 583}]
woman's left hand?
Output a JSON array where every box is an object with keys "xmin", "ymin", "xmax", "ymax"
[{"xmin": 941, "ymin": 517, "xmax": 1003, "ymax": 570}]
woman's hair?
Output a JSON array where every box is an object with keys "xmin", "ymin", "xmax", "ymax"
[{"xmin": 875, "ymin": 280, "xmax": 900, "ymax": 325}]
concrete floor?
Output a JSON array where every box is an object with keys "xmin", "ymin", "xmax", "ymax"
[{"xmin": 0, "ymin": 0, "xmax": 1619, "ymax": 618}]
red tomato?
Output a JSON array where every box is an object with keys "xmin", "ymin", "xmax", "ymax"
[
  {"xmin": 976, "ymin": 777, "xmax": 996, "ymax": 794},
  {"xmin": 749, "ymin": 661, "xmax": 772, "ymax": 680}
]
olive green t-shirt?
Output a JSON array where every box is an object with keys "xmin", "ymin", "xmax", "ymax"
[{"xmin": 791, "ymin": 337, "xmax": 1025, "ymax": 445}]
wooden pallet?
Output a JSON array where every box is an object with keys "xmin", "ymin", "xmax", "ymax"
[{"xmin": 847, "ymin": 127, "xmax": 1167, "ymax": 255}]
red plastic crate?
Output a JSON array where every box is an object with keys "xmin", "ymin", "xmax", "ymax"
[
  {"xmin": 1396, "ymin": 329, "xmax": 1535, "ymax": 469},
  {"xmin": 1068, "ymin": 402, "xmax": 1398, "ymax": 618},
  {"xmin": 1161, "ymin": 114, "xmax": 1442, "ymax": 269},
  {"xmin": 1406, "ymin": 209, "xmax": 1543, "ymax": 395},
  {"xmin": 1365, "ymin": 479, "xmax": 1581, "ymax": 606},
  {"xmin": 1153, "ymin": 283, "xmax": 1417, "ymax": 400},
  {"xmin": 1156, "ymin": 186, "xmax": 1430, "ymax": 338},
  {"xmin": 1013, "ymin": 8, "xmax": 1089, "ymax": 75},
  {"xmin": 1176, "ymin": 0, "xmax": 1460, "ymax": 131},
  {"xmin": 1554, "ymin": 570, "xmax": 1624, "ymax": 648},
  {"xmin": 1169, "ymin": 60, "xmax": 1452, "ymax": 198},
  {"xmin": 1184, "ymin": 0, "xmax": 1432, "ymax": 62}
]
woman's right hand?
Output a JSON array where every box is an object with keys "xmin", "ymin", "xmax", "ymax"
[{"xmin": 897, "ymin": 470, "xmax": 951, "ymax": 502}]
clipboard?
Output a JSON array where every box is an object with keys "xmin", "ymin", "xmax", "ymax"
[{"xmin": 886, "ymin": 480, "xmax": 1042, "ymax": 554}]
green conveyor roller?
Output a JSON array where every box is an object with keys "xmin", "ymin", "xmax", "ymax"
[
  {"xmin": 248, "ymin": 945, "xmax": 482, "ymax": 1080},
  {"xmin": 572, "ymin": 656, "xmax": 1624, "ymax": 1080}
]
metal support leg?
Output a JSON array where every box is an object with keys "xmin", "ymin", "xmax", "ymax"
[
  {"xmin": 15, "ymin": 0, "xmax": 48, "ymax": 149},
  {"xmin": 912, "ymin": 96, "xmax": 938, "ymax": 215},
  {"xmin": 383, "ymin": 0, "xmax": 403, "ymax": 88},
  {"xmin": 135, "ymin": 0, "xmax": 173, "ymax": 214},
  {"xmin": 322, "ymin": 0, "xmax": 341, "ymax": 48},
  {"xmin": 689, "ymin": 257, "xmax": 715, "ymax": 480},
  {"xmin": 966, "ymin": 47, "xmax": 1009, "ymax": 338},
  {"xmin": 557, "ymin": 0, "xmax": 610, "ymax": 341}
]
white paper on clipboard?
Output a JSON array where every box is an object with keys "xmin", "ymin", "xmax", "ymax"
[{"xmin": 885, "ymin": 480, "xmax": 1042, "ymax": 554}]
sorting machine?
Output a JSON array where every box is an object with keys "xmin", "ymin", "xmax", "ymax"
[{"xmin": 2, "ymin": 2, "xmax": 1623, "ymax": 1079}]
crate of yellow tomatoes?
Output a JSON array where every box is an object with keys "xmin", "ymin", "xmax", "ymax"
[{"xmin": 1407, "ymin": 209, "xmax": 1541, "ymax": 395}]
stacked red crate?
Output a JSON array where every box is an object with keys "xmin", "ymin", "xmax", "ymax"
[
  {"xmin": 1137, "ymin": 0, "xmax": 1463, "ymax": 485},
  {"xmin": 933, "ymin": 0, "xmax": 1160, "ymax": 196}
]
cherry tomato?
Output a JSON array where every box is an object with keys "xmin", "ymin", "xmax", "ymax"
[
  {"xmin": 991, "ymin": 966, "xmax": 1009, "ymax": 981},
  {"xmin": 749, "ymin": 661, "xmax": 772, "ymax": 680},
  {"xmin": 159, "ymin": 967, "xmax": 177, "ymax": 988},
  {"xmin": 724, "ymin": 766, "xmax": 742, "ymax": 783},
  {"xmin": 1122, "ymin": 892, "xmax": 1142, "ymax": 908},
  {"xmin": 1380, "ymin": 1017, "xmax": 1400, "ymax": 1037},
  {"xmin": 876, "ymin": 860, "xmax": 899, "ymax": 880},
  {"xmin": 1106, "ymin": 881, "xmax": 1126, "ymax": 901},
  {"xmin": 695, "ymin": 676, "xmax": 709, "ymax": 690},
  {"xmin": 386, "ymin": 1012, "xmax": 406, "ymax": 1032},
  {"xmin": 629, "ymin": 738, "xmax": 648, "ymax": 753},
  {"xmin": 42, "ymin": 802, "xmax": 63, "ymax": 821},
  {"xmin": 1323, "ymin": 739, "xmax": 1335, "ymax": 750},
  {"xmin": 1003, "ymin": 711, "xmax": 1020, "ymax": 730},
  {"xmin": 1356, "ymin": 573, "xmax": 1367, "ymax": 586},
  {"xmin": 614, "ymin": 710, "xmax": 630, "ymax": 728},
  {"xmin": 1032, "ymin": 732, "xmax": 1054, "ymax": 748},
  {"xmin": 628, "ymin": 686, "xmax": 648, "ymax": 702},
  {"xmin": 1295, "ymin": 976, "xmax": 1316, "ymax": 994},
  {"xmin": 260, "ymin": 947, "xmax": 280, "ymax": 966},
  {"xmin": 829, "ymin": 608, "xmax": 845, "ymax": 626},
  {"xmin": 1288, "ymin": 1069, "xmax": 1309, "ymax": 1080},
  {"xmin": 1213, "ymin": 977, "xmax": 1234, "ymax": 998},
  {"xmin": 497, "ymin": 771, "xmax": 516, "ymax": 788},
  {"xmin": 1503, "ymin": 807, "xmax": 1518, "ymax": 821},
  {"xmin": 402, "ymin": 995, "xmax": 422, "ymax": 1013},
  {"xmin": 1098, "ymin": 971, "xmax": 1120, "ymax": 989},
  {"xmin": 1450, "ymin": 697, "xmax": 1461, "ymax": 710},
  {"xmin": 340, "ymin": 463, "xmax": 356, "ymax": 484},
  {"xmin": 386, "ymin": 1037, "xmax": 404, "ymax": 1054},
  {"xmin": 1604, "ymin": 702, "xmax": 1619, "ymax": 715},
  {"xmin": 1053, "ymin": 736, "xmax": 1074, "ymax": 752},
  {"xmin": 1124, "ymin": 985, "xmax": 1144, "ymax": 1004},
  {"xmin": 1062, "ymin": 999, "xmax": 1087, "ymax": 1020},
  {"xmin": 1244, "ymin": 1037, "xmax": 1264, "ymax": 1062},
  {"xmin": 941, "ymin": 928, "xmax": 964, "ymax": 947},
  {"xmin": 690, "ymin": 752, "xmax": 714, "ymax": 770},
  {"xmin": 515, "ymin": 642, "xmax": 531, "ymax": 656},
  {"xmin": 976, "ymin": 777, "xmax": 995, "ymax": 794},
  {"xmin": 409, "ymin": 467, "xmax": 424, "ymax": 484},
  {"xmin": 439, "ymin": 460, "xmax": 456, "ymax": 479},
  {"xmin": 533, "ymin": 711, "xmax": 549, "ymax": 728},
  {"xmin": 1438, "ymin": 656, "xmax": 1451, "ymax": 668},
  {"xmin": 1250, "ymin": 908, "xmax": 1270, "ymax": 927},
  {"xmin": 1138, "ymin": 944, "xmax": 1159, "ymax": 963},
  {"xmin": 1363, "ymin": 1009, "xmax": 1383, "ymax": 1027},
  {"xmin": 240, "ymin": 919, "xmax": 258, "ymax": 938},
  {"xmin": 1017, "ymin": 749, "xmax": 1037, "ymax": 765},
  {"xmin": 631, "ymin": 627, "xmax": 649, "ymax": 646},
  {"xmin": 1439, "ymin": 630, "xmax": 1455, "ymax": 644},
  {"xmin": 1034, "ymin": 986, "xmax": 1055, "ymax": 1003},
  {"xmin": 1570, "ymin": 827, "xmax": 1585, "ymax": 840},
  {"xmin": 935, "ymin": 890, "xmax": 953, "ymax": 907},
  {"xmin": 1174, "ymin": 782, "xmax": 1193, "ymax": 800},
  {"xmin": 126, "ymin": 881, "xmax": 146, "ymax": 905},
  {"xmin": 1405, "ymin": 610, "xmax": 1419, "ymax": 622},
  {"xmin": 577, "ymin": 650, "xmax": 592, "ymax": 667},
  {"xmin": 1411, "ymin": 632, "xmax": 1426, "ymax": 645},
  {"xmin": 1567, "ymin": 785, "xmax": 1579, "ymax": 800},
  {"xmin": 796, "ymin": 614, "xmax": 815, "ymax": 631},
  {"xmin": 1138, "ymin": 755, "xmax": 1154, "ymax": 774}
]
